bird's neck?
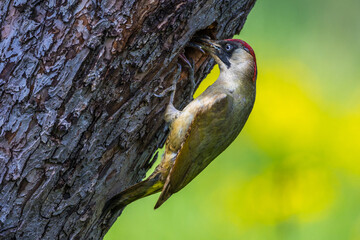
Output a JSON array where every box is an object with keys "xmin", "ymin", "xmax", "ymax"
[{"xmin": 216, "ymin": 62, "xmax": 256, "ymax": 93}]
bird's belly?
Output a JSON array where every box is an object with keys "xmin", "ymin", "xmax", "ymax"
[{"xmin": 166, "ymin": 110, "xmax": 196, "ymax": 152}]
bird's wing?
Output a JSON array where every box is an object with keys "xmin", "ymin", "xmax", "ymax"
[{"xmin": 155, "ymin": 93, "xmax": 235, "ymax": 208}]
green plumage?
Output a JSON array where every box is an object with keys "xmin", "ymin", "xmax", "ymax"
[{"xmin": 101, "ymin": 38, "xmax": 257, "ymax": 217}]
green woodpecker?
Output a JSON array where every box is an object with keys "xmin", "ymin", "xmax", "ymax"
[{"xmin": 102, "ymin": 38, "xmax": 257, "ymax": 215}]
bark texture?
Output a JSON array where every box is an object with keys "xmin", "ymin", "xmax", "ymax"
[{"xmin": 0, "ymin": 0, "xmax": 256, "ymax": 239}]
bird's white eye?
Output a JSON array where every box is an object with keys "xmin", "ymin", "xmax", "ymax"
[{"xmin": 225, "ymin": 44, "xmax": 233, "ymax": 52}]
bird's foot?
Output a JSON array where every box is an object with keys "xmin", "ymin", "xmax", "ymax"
[
  {"xmin": 164, "ymin": 64, "xmax": 182, "ymax": 123},
  {"xmin": 179, "ymin": 53, "xmax": 196, "ymax": 101},
  {"xmin": 168, "ymin": 63, "xmax": 182, "ymax": 105},
  {"xmin": 154, "ymin": 64, "xmax": 181, "ymax": 99},
  {"xmin": 154, "ymin": 88, "xmax": 173, "ymax": 98}
]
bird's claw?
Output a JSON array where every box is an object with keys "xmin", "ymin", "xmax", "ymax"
[
  {"xmin": 154, "ymin": 64, "xmax": 181, "ymax": 102},
  {"xmin": 180, "ymin": 55, "xmax": 196, "ymax": 100},
  {"xmin": 154, "ymin": 89, "xmax": 172, "ymax": 98},
  {"xmin": 169, "ymin": 63, "xmax": 182, "ymax": 104}
]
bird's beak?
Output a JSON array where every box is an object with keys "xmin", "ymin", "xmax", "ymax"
[
  {"xmin": 190, "ymin": 37, "xmax": 221, "ymax": 56},
  {"xmin": 190, "ymin": 37, "xmax": 231, "ymax": 68}
]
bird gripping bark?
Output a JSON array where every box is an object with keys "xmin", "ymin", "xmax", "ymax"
[{"xmin": 102, "ymin": 37, "xmax": 258, "ymax": 218}]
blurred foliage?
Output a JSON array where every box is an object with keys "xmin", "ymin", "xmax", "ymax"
[{"xmin": 105, "ymin": 0, "xmax": 360, "ymax": 239}]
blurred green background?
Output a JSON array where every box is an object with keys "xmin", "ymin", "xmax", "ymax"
[{"xmin": 106, "ymin": 0, "xmax": 360, "ymax": 239}]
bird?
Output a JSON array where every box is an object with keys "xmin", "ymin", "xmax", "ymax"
[{"xmin": 101, "ymin": 37, "xmax": 257, "ymax": 217}]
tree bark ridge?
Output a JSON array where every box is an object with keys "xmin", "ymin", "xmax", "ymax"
[{"xmin": 0, "ymin": 0, "xmax": 256, "ymax": 238}]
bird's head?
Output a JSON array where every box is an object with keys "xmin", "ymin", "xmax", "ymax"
[{"xmin": 193, "ymin": 38, "xmax": 257, "ymax": 82}]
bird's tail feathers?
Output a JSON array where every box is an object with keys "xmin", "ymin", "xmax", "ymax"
[
  {"xmin": 154, "ymin": 181, "xmax": 172, "ymax": 209},
  {"xmin": 101, "ymin": 173, "xmax": 163, "ymax": 217}
]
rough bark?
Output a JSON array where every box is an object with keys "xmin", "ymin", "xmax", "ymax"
[{"xmin": 0, "ymin": 0, "xmax": 256, "ymax": 239}]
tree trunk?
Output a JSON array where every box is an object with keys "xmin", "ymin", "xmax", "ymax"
[{"xmin": 0, "ymin": 0, "xmax": 256, "ymax": 239}]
